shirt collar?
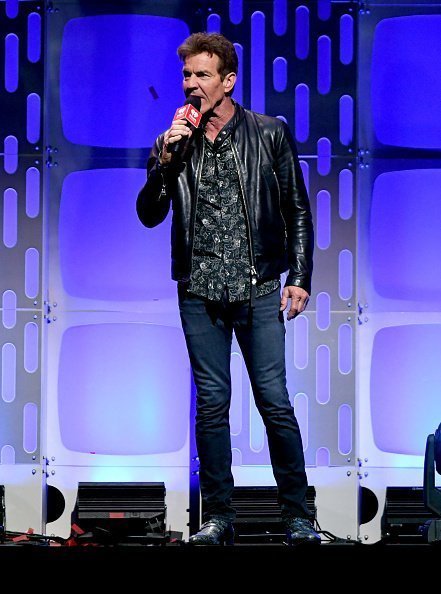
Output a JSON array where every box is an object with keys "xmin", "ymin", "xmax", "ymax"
[{"xmin": 204, "ymin": 102, "xmax": 239, "ymax": 148}]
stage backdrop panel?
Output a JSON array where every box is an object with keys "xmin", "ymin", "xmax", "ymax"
[
  {"xmin": 357, "ymin": 3, "xmax": 441, "ymax": 478},
  {"xmin": 8, "ymin": 0, "xmax": 424, "ymax": 540},
  {"xmin": 0, "ymin": 0, "xmax": 44, "ymax": 533}
]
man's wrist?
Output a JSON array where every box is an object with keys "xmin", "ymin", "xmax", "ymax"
[{"xmin": 157, "ymin": 158, "xmax": 171, "ymax": 171}]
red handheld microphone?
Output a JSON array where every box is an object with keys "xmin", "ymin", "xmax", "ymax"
[{"xmin": 170, "ymin": 95, "xmax": 202, "ymax": 155}]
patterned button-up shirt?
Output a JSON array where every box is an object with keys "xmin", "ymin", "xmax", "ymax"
[{"xmin": 186, "ymin": 111, "xmax": 280, "ymax": 302}]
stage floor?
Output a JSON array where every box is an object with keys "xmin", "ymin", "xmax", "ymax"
[
  {"xmin": 2, "ymin": 542, "xmax": 440, "ymax": 590},
  {"xmin": 0, "ymin": 542, "xmax": 439, "ymax": 569}
]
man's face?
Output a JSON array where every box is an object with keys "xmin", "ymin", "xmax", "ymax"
[{"xmin": 182, "ymin": 52, "xmax": 235, "ymax": 114}]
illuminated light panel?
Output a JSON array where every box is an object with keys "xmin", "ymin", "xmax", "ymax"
[
  {"xmin": 26, "ymin": 167, "xmax": 40, "ymax": 218},
  {"xmin": 372, "ymin": 15, "xmax": 441, "ymax": 148},
  {"xmin": 207, "ymin": 13, "xmax": 220, "ymax": 33},
  {"xmin": 24, "ymin": 322, "xmax": 38, "ymax": 373},
  {"xmin": 316, "ymin": 190, "xmax": 331, "ymax": 249},
  {"xmin": 371, "ymin": 169, "xmax": 441, "ymax": 301},
  {"xmin": 23, "ymin": 402, "xmax": 38, "ymax": 453},
  {"xmin": 58, "ymin": 323, "xmax": 190, "ymax": 455},
  {"xmin": 5, "ymin": 34, "xmax": 19, "ymax": 92},
  {"xmin": 60, "ymin": 15, "xmax": 189, "ymax": 147},
  {"xmin": 27, "ymin": 11, "xmax": 41, "ymax": 63},
  {"xmin": 338, "ymin": 324, "xmax": 352, "ymax": 375},
  {"xmin": 26, "ymin": 93, "xmax": 41, "ymax": 143},
  {"xmin": 295, "ymin": 84, "xmax": 309, "ymax": 143},
  {"xmin": 251, "ymin": 11, "xmax": 265, "ymax": 114},
  {"xmin": 233, "ymin": 44, "xmax": 243, "ymax": 105},
  {"xmin": 6, "ymin": 0, "xmax": 18, "ymax": 19},
  {"xmin": 229, "ymin": 0, "xmax": 243, "ymax": 25},
  {"xmin": 339, "ymin": 94, "xmax": 353, "ymax": 146},
  {"xmin": 3, "ymin": 188, "xmax": 17, "ymax": 248},
  {"xmin": 273, "ymin": 57, "xmax": 287, "ymax": 92},
  {"xmin": 2, "ymin": 343, "xmax": 16, "ymax": 402},
  {"xmin": 273, "ymin": 0, "xmax": 287, "ymax": 36},
  {"xmin": 295, "ymin": 6, "xmax": 309, "ymax": 60},
  {"xmin": 24, "ymin": 248, "xmax": 39, "ymax": 299},
  {"xmin": 339, "ymin": 249, "xmax": 353, "ymax": 301},
  {"xmin": 4, "ymin": 136, "xmax": 18, "ymax": 174},
  {"xmin": 316, "ymin": 345, "xmax": 330, "ymax": 405},
  {"xmin": 340, "ymin": 14, "xmax": 354, "ymax": 65},
  {"xmin": 318, "ymin": 0, "xmax": 331, "ymax": 21},
  {"xmin": 1, "ymin": 445, "xmax": 15, "ymax": 464},
  {"xmin": 338, "ymin": 404, "xmax": 352, "ymax": 455},
  {"xmin": 59, "ymin": 168, "xmax": 175, "ymax": 301},
  {"xmin": 339, "ymin": 168, "xmax": 353, "ymax": 220},
  {"xmin": 317, "ymin": 36, "xmax": 331, "ymax": 95},
  {"xmin": 371, "ymin": 325, "xmax": 441, "ymax": 455},
  {"xmin": 316, "ymin": 292, "xmax": 330, "ymax": 331},
  {"xmin": 2, "ymin": 290, "xmax": 17, "ymax": 329},
  {"xmin": 294, "ymin": 314, "xmax": 308, "ymax": 369},
  {"xmin": 317, "ymin": 137, "xmax": 331, "ymax": 176},
  {"xmin": 316, "ymin": 446, "xmax": 330, "ymax": 466}
]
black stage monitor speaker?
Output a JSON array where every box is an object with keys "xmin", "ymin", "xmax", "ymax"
[
  {"xmin": 73, "ymin": 482, "xmax": 166, "ymax": 544},
  {"xmin": 422, "ymin": 423, "xmax": 441, "ymax": 543},
  {"xmin": 0, "ymin": 486, "xmax": 5, "ymax": 540},
  {"xmin": 204, "ymin": 485, "xmax": 317, "ymax": 544},
  {"xmin": 381, "ymin": 486, "xmax": 437, "ymax": 543}
]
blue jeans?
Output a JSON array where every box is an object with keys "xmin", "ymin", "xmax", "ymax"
[{"xmin": 178, "ymin": 285, "xmax": 311, "ymax": 522}]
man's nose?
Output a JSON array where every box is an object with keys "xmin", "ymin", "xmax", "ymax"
[{"xmin": 186, "ymin": 74, "xmax": 198, "ymax": 88}]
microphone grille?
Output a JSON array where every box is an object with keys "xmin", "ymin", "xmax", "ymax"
[{"xmin": 185, "ymin": 95, "xmax": 202, "ymax": 111}]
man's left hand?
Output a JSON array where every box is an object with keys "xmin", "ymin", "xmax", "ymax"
[{"xmin": 280, "ymin": 286, "xmax": 310, "ymax": 321}]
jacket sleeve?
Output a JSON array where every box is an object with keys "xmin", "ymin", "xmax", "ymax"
[
  {"xmin": 136, "ymin": 134, "xmax": 173, "ymax": 228},
  {"xmin": 274, "ymin": 121, "xmax": 314, "ymax": 294}
]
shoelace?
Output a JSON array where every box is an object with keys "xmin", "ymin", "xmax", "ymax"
[{"xmin": 201, "ymin": 519, "xmax": 226, "ymax": 531}]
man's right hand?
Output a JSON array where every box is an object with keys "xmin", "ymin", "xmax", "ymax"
[{"xmin": 160, "ymin": 119, "xmax": 192, "ymax": 165}]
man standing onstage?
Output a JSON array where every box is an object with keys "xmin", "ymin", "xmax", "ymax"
[{"xmin": 137, "ymin": 32, "xmax": 320, "ymax": 546}]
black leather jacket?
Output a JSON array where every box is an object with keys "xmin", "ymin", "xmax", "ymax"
[{"xmin": 136, "ymin": 102, "xmax": 314, "ymax": 294}]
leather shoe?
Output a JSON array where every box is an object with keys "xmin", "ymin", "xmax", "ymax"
[
  {"xmin": 188, "ymin": 518, "xmax": 234, "ymax": 546},
  {"xmin": 284, "ymin": 517, "xmax": 321, "ymax": 546}
]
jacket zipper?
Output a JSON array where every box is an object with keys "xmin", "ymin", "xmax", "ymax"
[
  {"xmin": 270, "ymin": 168, "xmax": 288, "ymax": 245},
  {"xmin": 231, "ymin": 143, "xmax": 258, "ymax": 286}
]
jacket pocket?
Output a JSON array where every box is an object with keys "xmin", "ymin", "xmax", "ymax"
[{"xmin": 261, "ymin": 164, "xmax": 287, "ymax": 252}]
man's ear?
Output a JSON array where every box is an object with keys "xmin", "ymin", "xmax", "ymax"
[{"xmin": 223, "ymin": 72, "xmax": 237, "ymax": 93}]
